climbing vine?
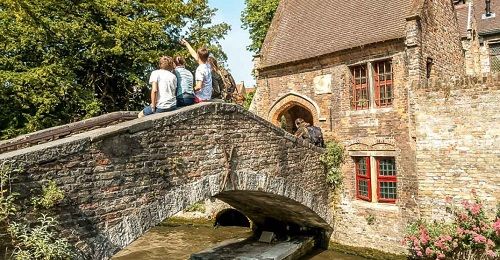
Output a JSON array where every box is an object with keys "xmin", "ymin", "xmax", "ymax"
[
  {"xmin": 0, "ymin": 162, "xmax": 73, "ymax": 259},
  {"xmin": 319, "ymin": 141, "xmax": 345, "ymax": 187}
]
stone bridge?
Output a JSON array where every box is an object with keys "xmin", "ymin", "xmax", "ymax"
[{"xmin": 0, "ymin": 102, "xmax": 333, "ymax": 259}]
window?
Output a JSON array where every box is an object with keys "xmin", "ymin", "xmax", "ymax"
[
  {"xmin": 374, "ymin": 61, "xmax": 393, "ymax": 107},
  {"xmin": 353, "ymin": 156, "xmax": 397, "ymax": 203},
  {"xmin": 355, "ymin": 157, "xmax": 371, "ymax": 201},
  {"xmin": 350, "ymin": 60, "xmax": 393, "ymax": 110},
  {"xmin": 351, "ymin": 65, "xmax": 369, "ymax": 110},
  {"xmin": 376, "ymin": 157, "xmax": 397, "ymax": 203}
]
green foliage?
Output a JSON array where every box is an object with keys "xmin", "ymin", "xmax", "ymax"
[
  {"xmin": 32, "ymin": 181, "xmax": 64, "ymax": 210},
  {"xmin": 243, "ymin": 91, "xmax": 255, "ymax": 110},
  {"xmin": 319, "ymin": 141, "xmax": 345, "ymax": 187},
  {"xmin": 241, "ymin": 0, "xmax": 280, "ymax": 53},
  {"xmin": 185, "ymin": 202, "xmax": 206, "ymax": 213},
  {"xmin": 365, "ymin": 214, "xmax": 376, "ymax": 225},
  {"xmin": 0, "ymin": 163, "xmax": 73, "ymax": 259},
  {"xmin": 8, "ymin": 215, "xmax": 73, "ymax": 260},
  {"xmin": 0, "ymin": 0, "xmax": 229, "ymax": 139}
]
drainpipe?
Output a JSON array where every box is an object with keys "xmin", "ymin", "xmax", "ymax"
[
  {"xmin": 486, "ymin": 0, "xmax": 492, "ymax": 17},
  {"xmin": 467, "ymin": 1, "xmax": 473, "ymax": 31}
]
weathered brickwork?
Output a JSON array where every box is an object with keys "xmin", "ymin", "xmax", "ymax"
[
  {"xmin": 419, "ymin": 0, "xmax": 466, "ymax": 79},
  {"xmin": 250, "ymin": 0, "xmax": 473, "ymax": 255},
  {"xmin": 415, "ymin": 79, "xmax": 500, "ymax": 219},
  {"xmin": 0, "ymin": 103, "xmax": 333, "ymax": 259}
]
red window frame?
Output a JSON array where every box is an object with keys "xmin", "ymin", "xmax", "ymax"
[
  {"xmin": 374, "ymin": 60, "xmax": 393, "ymax": 108},
  {"xmin": 376, "ymin": 157, "xmax": 397, "ymax": 203},
  {"xmin": 351, "ymin": 65, "xmax": 370, "ymax": 110},
  {"xmin": 355, "ymin": 157, "xmax": 371, "ymax": 201}
]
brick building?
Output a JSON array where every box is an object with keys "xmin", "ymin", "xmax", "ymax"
[
  {"xmin": 458, "ymin": 0, "xmax": 500, "ymax": 75},
  {"xmin": 250, "ymin": 0, "xmax": 499, "ymax": 254}
]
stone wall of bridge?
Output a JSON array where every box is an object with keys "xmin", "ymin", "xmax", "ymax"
[{"xmin": 0, "ymin": 103, "xmax": 332, "ymax": 259}]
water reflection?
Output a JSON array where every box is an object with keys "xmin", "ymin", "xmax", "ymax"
[{"xmin": 112, "ymin": 220, "xmax": 366, "ymax": 260}]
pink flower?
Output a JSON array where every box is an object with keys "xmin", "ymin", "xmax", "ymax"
[
  {"xmin": 425, "ymin": 247, "xmax": 434, "ymax": 256},
  {"xmin": 457, "ymin": 227, "xmax": 464, "ymax": 236},
  {"xmin": 473, "ymin": 234, "xmax": 486, "ymax": 244},
  {"xmin": 494, "ymin": 218, "xmax": 500, "ymax": 236},
  {"xmin": 486, "ymin": 239, "xmax": 495, "ymax": 248},
  {"xmin": 470, "ymin": 203, "xmax": 481, "ymax": 215},
  {"xmin": 437, "ymin": 253, "xmax": 445, "ymax": 259},
  {"xmin": 416, "ymin": 250, "xmax": 423, "ymax": 257},
  {"xmin": 419, "ymin": 227, "xmax": 430, "ymax": 245},
  {"xmin": 445, "ymin": 196, "xmax": 452, "ymax": 204},
  {"xmin": 486, "ymin": 249, "xmax": 497, "ymax": 258}
]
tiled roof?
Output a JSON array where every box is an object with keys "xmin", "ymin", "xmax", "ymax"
[
  {"xmin": 475, "ymin": 0, "xmax": 500, "ymax": 35},
  {"xmin": 260, "ymin": 0, "xmax": 414, "ymax": 68}
]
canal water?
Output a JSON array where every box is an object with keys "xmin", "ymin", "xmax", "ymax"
[{"xmin": 112, "ymin": 219, "xmax": 366, "ymax": 260}]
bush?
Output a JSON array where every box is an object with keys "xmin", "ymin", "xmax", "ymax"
[
  {"xmin": 32, "ymin": 181, "xmax": 64, "ymax": 209},
  {"xmin": 404, "ymin": 191, "xmax": 500, "ymax": 259},
  {"xmin": 319, "ymin": 141, "xmax": 345, "ymax": 186}
]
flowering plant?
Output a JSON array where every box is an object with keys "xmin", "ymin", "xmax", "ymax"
[{"xmin": 404, "ymin": 191, "xmax": 499, "ymax": 259}]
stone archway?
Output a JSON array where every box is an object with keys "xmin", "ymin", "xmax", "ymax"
[
  {"xmin": 268, "ymin": 93, "xmax": 320, "ymax": 134},
  {"xmin": 275, "ymin": 103, "xmax": 314, "ymax": 133}
]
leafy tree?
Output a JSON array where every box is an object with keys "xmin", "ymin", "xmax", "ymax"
[
  {"xmin": 0, "ymin": 0, "xmax": 229, "ymax": 139},
  {"xmin": 241, "ymin": 0, "xmax": 280, "ymax": 53}
]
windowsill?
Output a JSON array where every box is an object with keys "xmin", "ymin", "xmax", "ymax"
[
  {"xmin": 352, "ymin": 199, "xmax": 399, "ymax": 211},
  {"xmin": 346, "ymin": 107, "xmax": 394, "ymax": 116}
]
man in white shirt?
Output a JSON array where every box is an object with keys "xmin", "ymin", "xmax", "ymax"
[
  {"xmin": 180, "ymin": 39, "xmax": 212, "ymax": 102},
  {"xmin": 138, "ymin": 56, "xmax": 177, "ymax": 118}
]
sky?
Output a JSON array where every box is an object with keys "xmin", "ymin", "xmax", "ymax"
[{"xmin": 208, "ymin": 0, "xmax": 256, "ymax": 87}]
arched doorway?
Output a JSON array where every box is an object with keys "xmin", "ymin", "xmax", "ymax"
[
  {"xmin": 276, "ymin": 103, "xmax": 314, "ymax": 134},
  {"xmin": 214, "ymin": 208, "xmax": 251, "ymax": 227}
]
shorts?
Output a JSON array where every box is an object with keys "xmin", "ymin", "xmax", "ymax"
[{"xmin": 142, "ymin": 105, "xmax": 176, "ymax": 116}]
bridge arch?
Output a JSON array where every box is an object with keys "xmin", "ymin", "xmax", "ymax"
[{"xmin": 0, "ymin": 102, "xmax": 331, "ymax": 259}]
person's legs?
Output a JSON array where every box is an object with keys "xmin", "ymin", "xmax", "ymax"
[
  {"xmin": 178, "ymin": 97, "xmax": 195, "ymax": 107},
  {"xmin": 139, "ymin": 106, "xmax": 155, "ymax": 118}
]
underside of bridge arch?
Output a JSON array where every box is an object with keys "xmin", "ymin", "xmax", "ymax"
[{"xmin": 214, "ymin": 190, "xmax": 332, "ymax": 248}]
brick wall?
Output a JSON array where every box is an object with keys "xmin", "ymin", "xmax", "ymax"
[
  {"xmin": 418, "ymin": 0, "xmax": 466, "ymax": 79},
  {"xmin": 415, "ymin": 78, "xmax": 500, "ymax": 219},
  {"xmin": 0, "ymin": 103, "xmax": 331, "ymax": 259}
]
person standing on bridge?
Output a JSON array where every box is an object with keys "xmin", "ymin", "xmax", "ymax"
[
  {"xmin": 173, "ymin": 56, "xmax": 195, "ymax": 107},
  {"xmin": 138, "ymin": 56, "xmax": 177, "ymax": 118},
  {"xmin": 180, "ymin": 39, "xmax": 212, "ymax": 103}
]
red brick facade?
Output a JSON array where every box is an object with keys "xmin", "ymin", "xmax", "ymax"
[{"xmin": 251, "ymin": 0, "xmax": 470, "ymax": 254}]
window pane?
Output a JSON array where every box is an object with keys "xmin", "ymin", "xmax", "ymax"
[
  {"xmin": 351, "ymin": 65, "xmax": 369, "ymax": 110},
  {"xmin": 379, "ymin": 181, "xmax": 397, "ymax": 200},
  {"xmin": 356, "ymin": 157, "xmax": 368, "ymax": 176},
  {"xmin": 379, "ymin": 158, "xmax": 396, "ymax": 176},
  {"xmin": 375, "ymin": 60, "xmax": 393, "ymax": 107},
  {"xmin": 358, "ymin": 179, "xmax": 369, "ymax": 198}
]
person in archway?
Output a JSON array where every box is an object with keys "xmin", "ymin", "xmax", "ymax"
[
  {"xmin": 294, "ymin": 118, "xmax": 325, "ymax": 148},
  {"xmin": 138, "ymin": 56, "xmax": 177, "ymax": 118}
]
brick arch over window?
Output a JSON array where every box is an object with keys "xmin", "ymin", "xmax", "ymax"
[{"xmin": 268, "ymin": 93, "xmax": 321, "ymax": 128}]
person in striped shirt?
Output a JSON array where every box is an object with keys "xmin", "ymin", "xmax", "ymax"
[{"xmin": 173, "ymin": 56, "xmax": 195, "ymax": 107}]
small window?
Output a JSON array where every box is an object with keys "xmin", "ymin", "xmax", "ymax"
[
  {"xmin": 351, "ymin": 65, "xmax": 370, "ymax": 110},
  {"xmin": 355, "ymin": 157, "xmax": 371, "ymax": 201},
  {"xmin": 374, "ymin": 60, "xmax": 393, "ymax": 107},
  {"xmin": 376, "ymin": 157, "xmax": 397, "ymax": 203}
]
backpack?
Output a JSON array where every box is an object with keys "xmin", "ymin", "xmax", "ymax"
[
  {"xmin": 306, "ymin": 126, "xmax": 325, "ymax": 148},
  {"xmin": 211, "ymin": 72, "xmax": 223, "ymax": 99},
  {"xmin": 219, "ymin": 68, "xmax": 237, "ymax": 101}
]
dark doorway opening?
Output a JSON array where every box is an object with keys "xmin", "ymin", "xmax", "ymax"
[
  {"xmin": 277, "ymin": 104, "xmax": 314, "ymax": 134},
  {"xmin": 215, "ymin": 209, "xmax": 250, "ymax": 227}
]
